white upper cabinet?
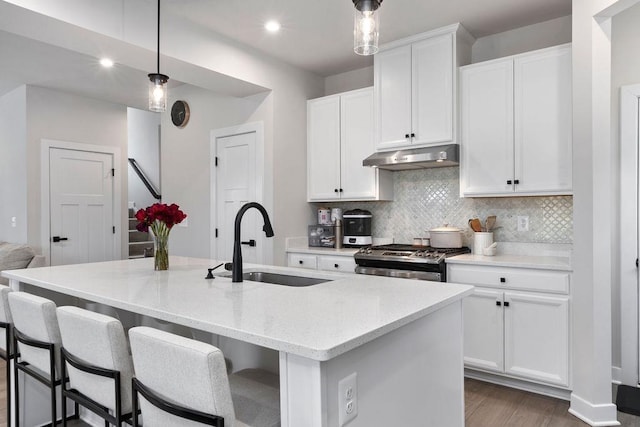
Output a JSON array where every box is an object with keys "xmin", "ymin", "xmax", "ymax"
[
  {"xmin": 307, "ymin": 88, "xmax": 393, "ymax": 202},
  {"xmin": 374, "ymin": 24, "xmax": 473, "ymax": 151},
  {"xmin": 460, "ymin": 44, "xmax": 572, "ymax": 197}
]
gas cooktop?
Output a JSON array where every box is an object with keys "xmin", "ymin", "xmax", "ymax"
[{"xmin": 355, "ymin": 244, "xmax": 471, "ymax": 264}]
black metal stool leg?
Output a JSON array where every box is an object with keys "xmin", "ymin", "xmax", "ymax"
[{"xmin": 13, "ymin": 353, "xmax": 19, "ymax": 427}]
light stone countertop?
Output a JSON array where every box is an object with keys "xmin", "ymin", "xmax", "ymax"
[
  {"xmin": 2, "ymin": 256, "xmax": 473, "ymax": 361},
  {"xmin": 446, "ymin": 253, "xmax": 572, "ymax": 271},
  {"xmin": 285, "ymin": 246, "xmax": 360, "ymax": 256}
]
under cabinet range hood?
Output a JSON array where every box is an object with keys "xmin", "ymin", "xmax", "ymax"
[{"xmin": 362, "ymin": 144, "xmax": 459, "ymax": 171}]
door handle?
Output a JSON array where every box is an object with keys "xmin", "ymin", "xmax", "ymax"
[
  {"xmin": 241, "ymin": 239, "xmax": 256, "ymax": 247},
  {"xmin": 51, "ymin": 236, "xmax": 68, "ymax": 243}
]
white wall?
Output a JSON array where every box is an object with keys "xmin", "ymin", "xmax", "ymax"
[
  {"xmin": 472, "ymin": 16, "xmax": 572, "ymax": 63},
  {"xmin": 0, "ymin": 85, "xmax": 27, "ymax": 243},
  {"xmin": 160, "ymin": 84, "xmax": 271, "ymax": 258},
  {"xmin": 127, "ymin": 107, "xmax": 160, "ymax": 212},
  {"xmin": 610, "ymin": 1, "xmax": 640, "ymax": 379},
  {"xmin": 25, "ymin": 86, "xmax": 129, "ymax": 257},
  {"xmin": 325, "ymin": 66, "xmax": 374, "ymax": 96}
]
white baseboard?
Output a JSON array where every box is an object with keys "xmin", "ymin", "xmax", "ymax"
[
  {"xmin": 464, "ymin": 369, "xmax": 571, "ymax": 400},
  {"xmin": 569, "ymin": 392, "xmax": 621, "ymax": 426}
]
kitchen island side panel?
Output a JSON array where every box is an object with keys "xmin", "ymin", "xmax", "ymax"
[{"xmin": 279, "ymin": 301, "xmax": 464, "ymax": 426}]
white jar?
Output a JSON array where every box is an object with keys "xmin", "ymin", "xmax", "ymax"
[{"xmin": 473, "ymin": 232, "xmax": 494, "ymax": 255}]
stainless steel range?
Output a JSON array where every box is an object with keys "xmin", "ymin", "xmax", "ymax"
[{"xmin": 354, "ymin": 244, "xmax": 470, "ymax": 282}]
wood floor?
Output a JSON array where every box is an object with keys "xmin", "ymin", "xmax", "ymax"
[{"xmin": 0, "ymin": 362, "xmax": 637, "ymax": 426}]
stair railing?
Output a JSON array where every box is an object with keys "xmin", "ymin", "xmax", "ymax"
[{"xmin": 128, "ymin": 158, "xmax": 161, "ymax": 200}]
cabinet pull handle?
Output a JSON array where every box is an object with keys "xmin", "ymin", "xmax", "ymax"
[
  {"xmin": 496, "ymin": 301, "xmax": 502, "ymax": 307},
  {"xmin": 506, "ymin": 180, "xmax": 512, "ymax": 185},
  {"xmin": 504, "ymin": 301, "xmax": 510, "ymax": 307},
  {"xmin": 514, "ymin": 179, "xmax": 520, "ymax": 185},
  {"xmin": 299, "ymin": 260, "xmax": 303, "ymax": 265},
  {"xmin": 500, "ymin": 277, "xmax": 506, "ymax": 283},
  {"xmin": 334, "ymin": 264, "xmax": 339, "ymax": 268}
]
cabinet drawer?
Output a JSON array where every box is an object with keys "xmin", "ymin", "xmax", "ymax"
[
  {"xmin": 287, "ymin": 254, "xmax": 317, "ymax": 270},
  {"xmin": 448, "ymin": 265, "xmax": 569, "ymax": 294},
  {"xmin": 318, "ymin": 255, "xmax": 356, "ymax": 273}
]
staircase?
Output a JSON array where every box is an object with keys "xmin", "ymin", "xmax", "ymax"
[{"xmin": 128, "ymin": 208, "xmax": 154, "ymax": 259}]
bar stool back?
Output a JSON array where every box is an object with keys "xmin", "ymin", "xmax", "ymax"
[
  {"xmin": 0, "ymin": 285, "xmax": 14, "ymax": 425},
  {"xmin": 57, "ymin": 306, "xmax": 135, "ymax": 426},
  {"xmin": 8, "ymin": 291, "xmax": 77, "ymax": 426},
  {"xmin": 129, "ymin": 326, "xmax": 281, "ymax": 427}
]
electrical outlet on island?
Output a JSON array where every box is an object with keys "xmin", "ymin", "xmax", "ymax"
[{"xmin": 338, "ymin": 372, "xmax": 358, "ymax": 426}]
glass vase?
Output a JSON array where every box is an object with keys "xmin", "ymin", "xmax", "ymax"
[{"xmin": 152, "ymin": 223, "xmax": 170, "ymax": 271}]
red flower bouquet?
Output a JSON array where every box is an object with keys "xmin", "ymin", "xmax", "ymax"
[{"xmin": 135, "ymin": 203, "xmax": 187, "ymax": 270}]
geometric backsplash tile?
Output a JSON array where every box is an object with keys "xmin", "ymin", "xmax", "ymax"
[{"xmin": 312, "ymin": 167, "xmax": 573, "ymax": 245}]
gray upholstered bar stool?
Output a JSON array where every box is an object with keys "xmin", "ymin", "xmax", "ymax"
[
  {"xmin": 8, "ymin": 291, "xmax": 78, "ymax": 426},
  {"xmin": 0, "ymin": 285, "xmax": 15, "ymax": 426},
  {"xmin": 129, "ymin": 326, "xmax": 280, "ymax": 427},
  {"xmin": 57, "ymin": 306, "xmax": 135, "ymax": 426}
]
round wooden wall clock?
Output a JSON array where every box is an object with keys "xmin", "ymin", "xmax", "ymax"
[{"xmin": 171, "ymin": 100, "xmax": 190, "ymax": 128}]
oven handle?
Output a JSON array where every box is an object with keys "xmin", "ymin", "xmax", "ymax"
[{"xmin": 355, "ymin": 266, "xmax": 442, "ymax": 282}]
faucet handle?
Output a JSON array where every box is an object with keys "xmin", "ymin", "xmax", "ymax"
[{"xmin": 224, "ymin": 262, "xmax": 233, "ymax": 271}]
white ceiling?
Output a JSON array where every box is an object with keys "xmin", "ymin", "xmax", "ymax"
[
  {"xmin": 0, "ymin": 0, "xmax": 572, "ymax": 106},
  {"xmin": 165, "ymin": 0, "xmax": 572, "ymax": 77}
]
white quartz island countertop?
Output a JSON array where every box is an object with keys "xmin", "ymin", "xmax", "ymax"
[{"xmin": 2, "ymin": 256, "xmax": 473, "ymax": 361}]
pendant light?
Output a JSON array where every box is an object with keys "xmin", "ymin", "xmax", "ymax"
[
  {"xmin": 148, "ymin": 0, "xmax": 169, "ymax": 112},
  {"xmin": 352, "ymin": 0, "xmax": 382, "ymax": 56}
]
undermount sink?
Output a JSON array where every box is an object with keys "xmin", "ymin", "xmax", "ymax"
[{"xmin": 219, "ymin": 271, "xmax": 330, "ymax": 287}]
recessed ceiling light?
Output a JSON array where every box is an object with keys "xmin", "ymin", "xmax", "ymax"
[
  {"xmin": 100, "ymin": 58, "xmax": 114, "ymax": 68},
  {"xmin": 265, "ymin": 20, "xmax": 281, "ymax": 33}
]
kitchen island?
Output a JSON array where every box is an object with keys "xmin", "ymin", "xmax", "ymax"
[{"xmin": 3, "ymin": 256, "xmax": 473, "ymax": 426}]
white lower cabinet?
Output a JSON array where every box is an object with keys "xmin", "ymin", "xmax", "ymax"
[
  {"xmin": 450, "ymin": 264, "xmax": 570, "ymax": 388},
  {"xmin": 287, "ymin": 252, "xmax": 356, "ymax": 273}
]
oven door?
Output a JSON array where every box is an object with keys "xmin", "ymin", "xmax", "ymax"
[{"xmin": 355, "ymin": 266, "xmax": 442, "ymax": 282}]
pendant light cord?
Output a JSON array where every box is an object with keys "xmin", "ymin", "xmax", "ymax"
[{"xmin": 156, "ymin": 0, "xmax": 160, "ymax": 74}]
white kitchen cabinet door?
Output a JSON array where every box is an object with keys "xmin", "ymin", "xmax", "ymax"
[
  {"xmin": 340, "ymin": 89, "xmax": 377, "ymax": 199},
  {"xmin": 287, "ymin": 253, "xmax": 318, "ymax": 270},
  {"xmin": 317, "ymin": 255, "xmax": 356, "ymax": 273},
  {"xmin": 412, "ymin": 33, "xmax": 454, "ymax": 146},
  {"xmin": 307, "ymin": 96, "xmax": 341, "ymax": 201},
  {"xmin": 514, "ymin": 46, "xmax": 572, "ymax": 194},
  {"xmin": 503, "ymin": 291, "xmax": 569, "ymax": 387},
  {"xmin": 463, "ymin": 288, "xmax": 504, "ymax": 373},
  {"xmin": 374, "ymin": 45, "xmax": 412, "ymax": 150},
  {"xmin": 460, "ymin": 60, "xmax": 514, "ymax": 195}
]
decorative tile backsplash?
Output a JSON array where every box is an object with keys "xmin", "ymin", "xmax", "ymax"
[{"xmin": 312, "ymin": 167, "xmax": 573, "ymax": 245}]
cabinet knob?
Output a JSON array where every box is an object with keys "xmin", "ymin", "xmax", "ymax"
[
  {"xmin": 514, "ymin": 179, "xmax": 520, "ymax": 185},
  {"xmin": 334, "ymin": 264, "xmax": 339, "ymax": 268},
  {"xmin": 299, "ymin": 260, "xmax": 303, "ymax": 265},
  {"xmin": 504, "ymin": 301, "xmax": 510, "ymax": 307},
  {"xmin": 405, "ymin": 134, "xmax": 410, "ymax": 139},
  {"xmin": 334, "ymin": 189, "xmax": 339, "ymax": 193},
  {"xmin": 496, "ymin": 301, "xmax": 502, "ymax": 307},
  {"xmin": 506, "ymin": 180, "xmax": 512, "ymax": 185},
  {"xmin": 339, "ymin": 188, "xmax": 343, "ymax": 193},
  {"xmin": 500, "ymin": 277, "xmax": 506, "ymax": 283},
  {"xmin": 410, "ymin": 133, "xmax": 415, "ymax": 138}
]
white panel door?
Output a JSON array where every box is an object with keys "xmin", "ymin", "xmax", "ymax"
[
  {"xmin": 514, "ymin": 46, "xmax": 572, "ymax": 194},
  {"xmin": 375, "ymin": 44, "xmax": 412, "ymax": 150},
  {"xmin": 307, "ymin": 95, "xmax": 341, "ymax": 201},
  {"xmin": 504, "ymin": 291, "xmax": 569, "ymax": 386},
  {"xmin": 460, "ymin": 59, "xmax": 514, "ymax": 196},
  {"xmin": 49, "ymin": 148, "xmax": 115, "ymax": 265},
  {"xmin": 215, "ymin": 132, "xmax": 261, "ymax": 264},
  {"xmin": 412, "ymin": 33, "xmax": 454, "ymax": 146},
  {"xmin": 463, "ymin": 288, "xmax": 504, "ymax": 373},
  {"xmin": 340, "ymin": 88, "xmax": 377, "ymax": 200}
]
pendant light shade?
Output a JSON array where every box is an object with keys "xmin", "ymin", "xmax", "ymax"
[
  {"xmin": 353, "ymin": 0, "xmax": 382, "ymax": 56},
  {"xmin": 148, "ymin": 0, "xmax": 169, "ymax": 112}
]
